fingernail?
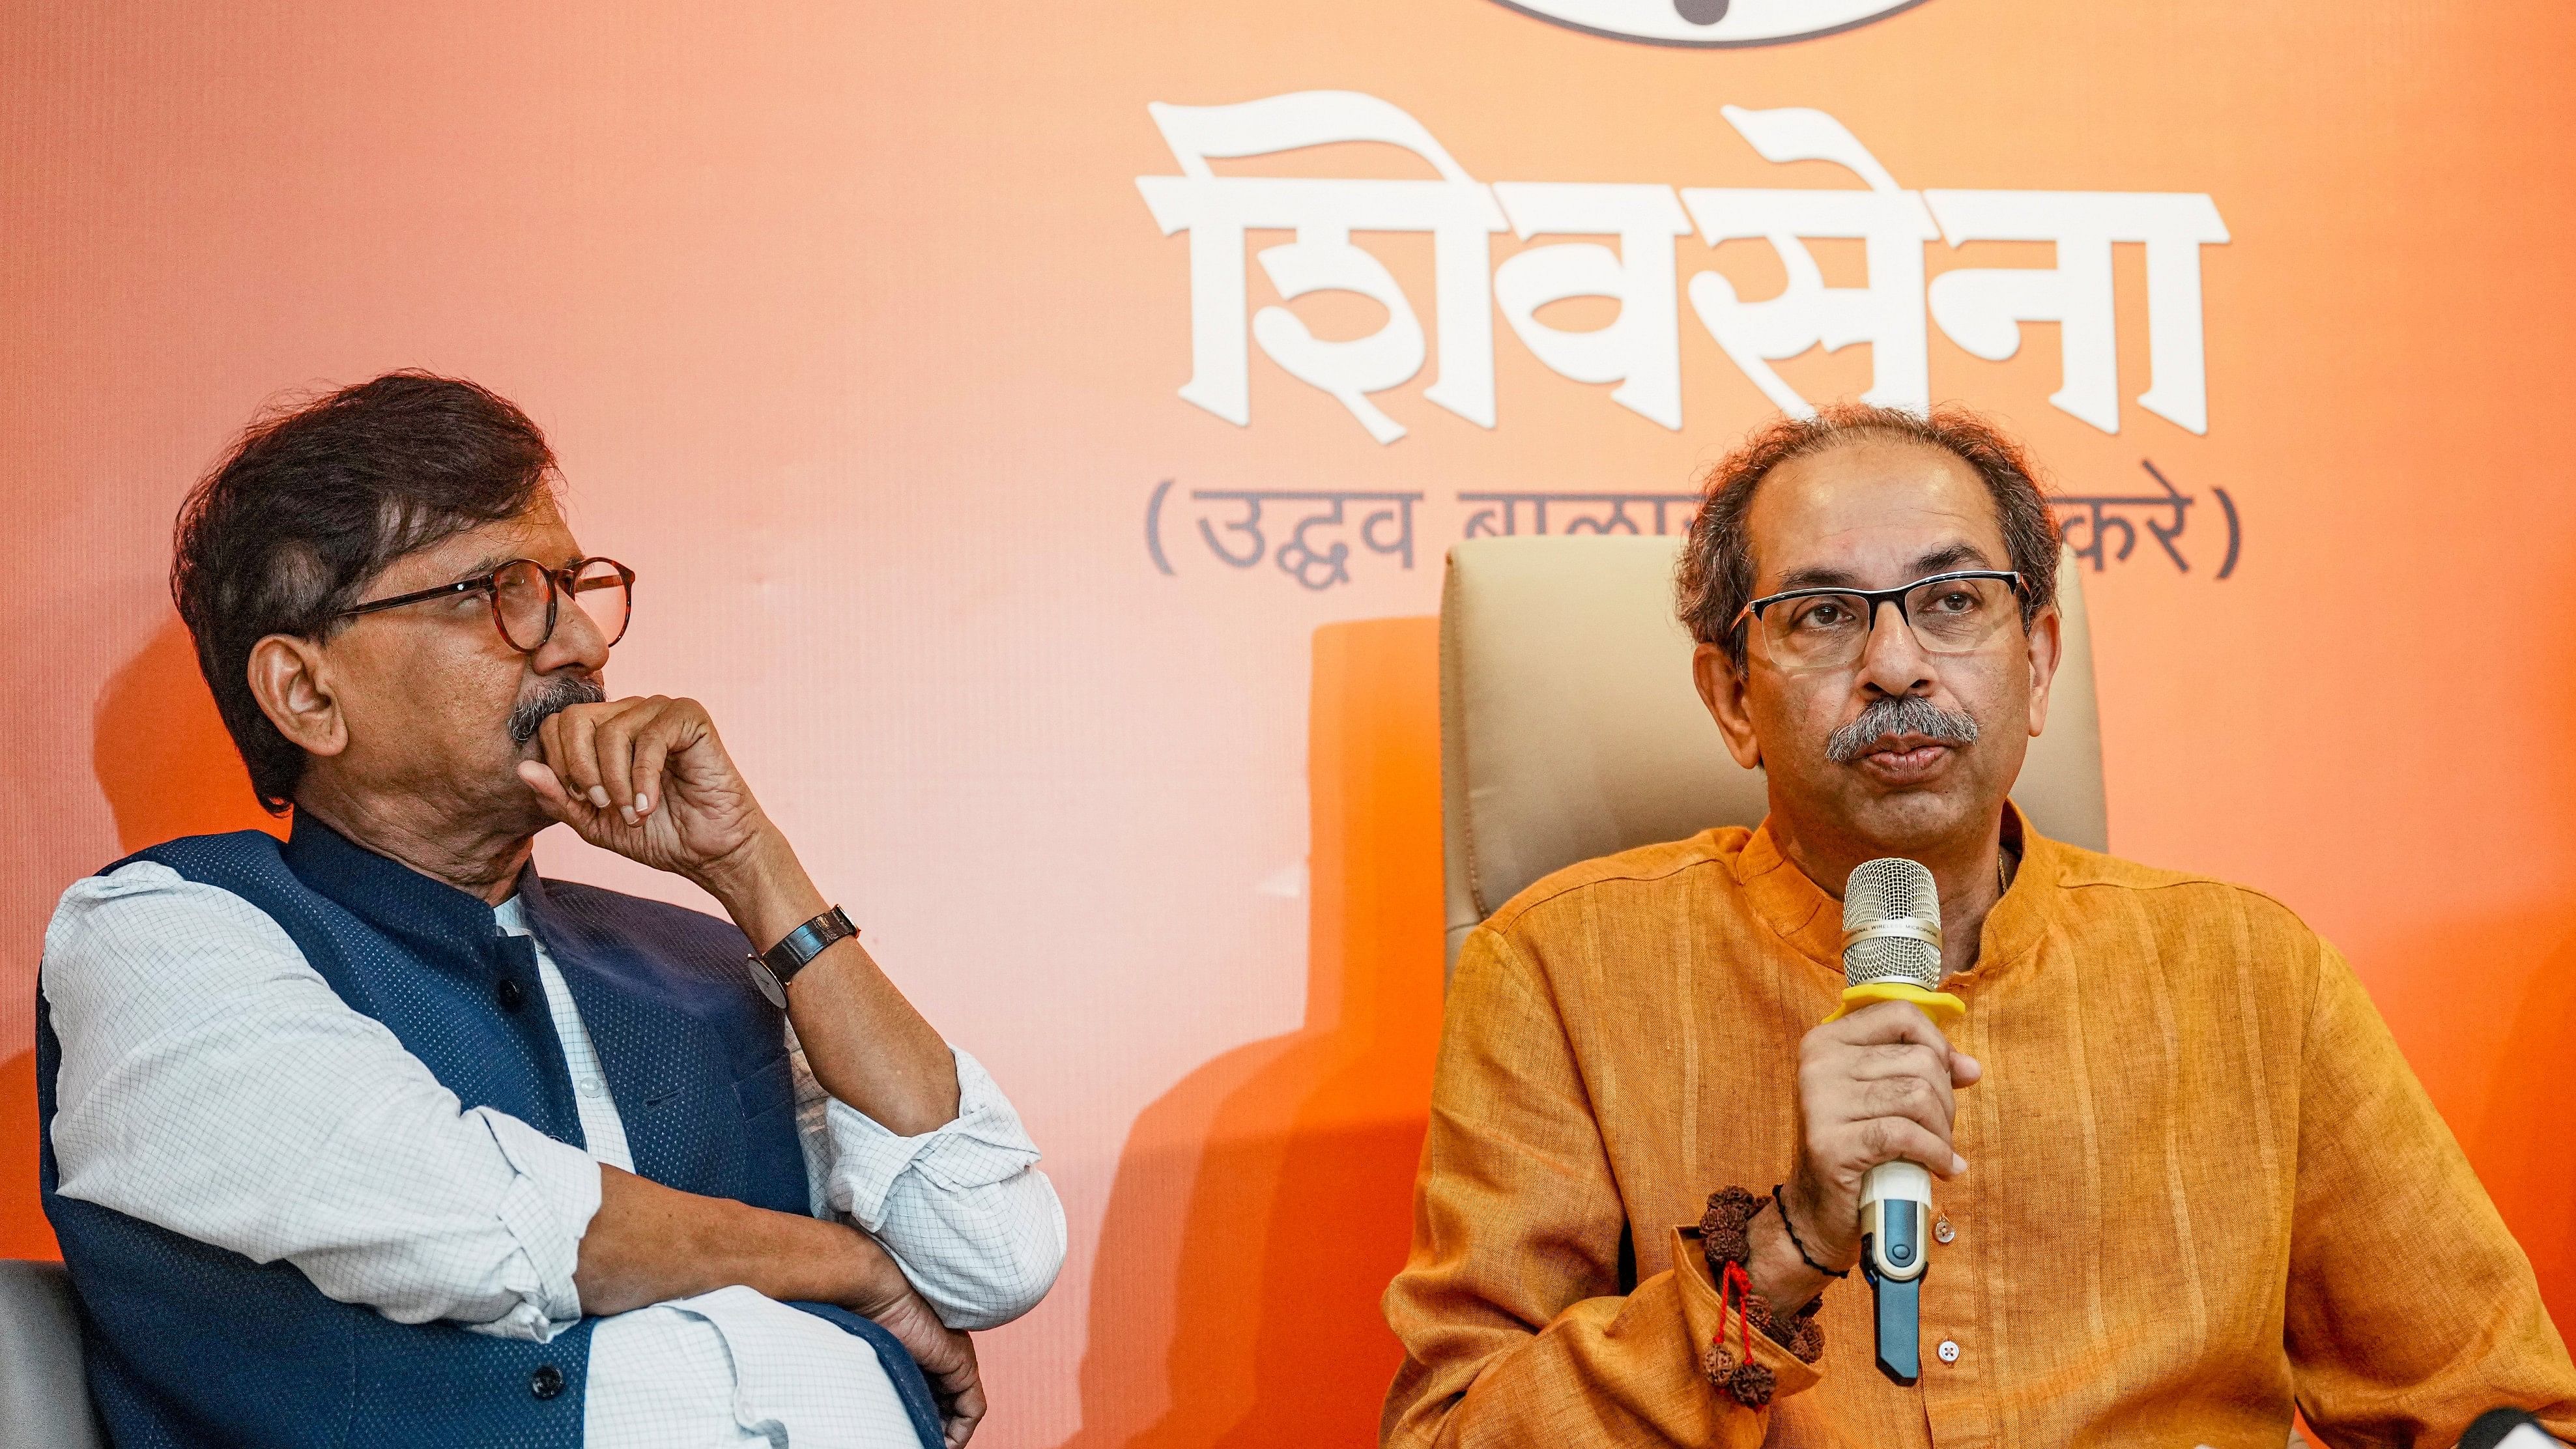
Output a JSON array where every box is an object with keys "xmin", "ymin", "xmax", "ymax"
[
  {"xmin": 634, "ymin": 793, "xmax": 650, "ymax": 815},
  {"xmin": 619, "ymin": 806, "xmax": 638, "ymax": 825},
  {"xmin": 1951, "ymin": 1154, "xmax": 1968, "ymax": 1174},
  {"xmin": 588, "ymin": 786, "xmax": 612, "ymax": 809}
]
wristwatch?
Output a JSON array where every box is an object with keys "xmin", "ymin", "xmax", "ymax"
[{"xmin": 747, "ymin": 906, "xmax": 856, "ymax": 1009}]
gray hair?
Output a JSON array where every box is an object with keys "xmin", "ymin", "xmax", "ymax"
[{"xmin": 1676, "ymin": 403, "xmax": 2060, "ymax": 670}]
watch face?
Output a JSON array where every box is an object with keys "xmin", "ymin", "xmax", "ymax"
[{"xmin": 749, "ymin": 956, "xmax": 788, "ymax": 1010}]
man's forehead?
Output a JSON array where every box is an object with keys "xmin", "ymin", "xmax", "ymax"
[
  {"xmin": 380, "ymin": 494, "xmax": 580, "ymax": 584},
  {"xmin": 1745, "ymin": 440, "xmax": 2006, "ymax": 590}
]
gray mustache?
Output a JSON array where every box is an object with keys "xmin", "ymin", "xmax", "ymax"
[
  {"xmin": 1825, "ymin": 696, "xmax": 1979, "ymax": 764},
  {"xmin": 508, "ymin": 675, "xmax": 606, "ymax": 745}
]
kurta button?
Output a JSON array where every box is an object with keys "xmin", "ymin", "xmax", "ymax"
[
  {"xmin": 496, "ymin": 979, "xmax": 525, "ymax": 1011},
  {"xmin": 530, "ymin": 1364, "xmax": 564, "ymax": 1399},
  {"xmin": 1934, "ymin": 1216, "xmax": 1956, "ymax": 1244},
  {"xmin": 1936, "ymin": 1340, "xmax": 1961, "ymax": 1364}
]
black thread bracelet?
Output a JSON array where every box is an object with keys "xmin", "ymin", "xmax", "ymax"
[{"xmin": 1771, "ymin": 1183, "xmax": 1850, "ymax": 1280}]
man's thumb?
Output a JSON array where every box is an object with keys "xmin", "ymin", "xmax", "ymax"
[{"xmin": 516, "ymin": 760, "xmax": 588, "ymax": 825}]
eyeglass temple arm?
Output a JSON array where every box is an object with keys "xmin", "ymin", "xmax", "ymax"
[{"xmin": 337, "ymin": 577, "xmax": 487, "ymax": 619}]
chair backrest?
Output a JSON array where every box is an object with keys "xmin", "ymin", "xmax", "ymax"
[
  {"xmin": 0, "ymin": 1259, "xmax": 102, "ymax": 1449},
  {"xmin": 1440, "ymin": 537, "xmax": 2108, "ymax": 971}
]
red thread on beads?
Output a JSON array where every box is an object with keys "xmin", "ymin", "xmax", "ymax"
[{"xmin": 1719, "ymin": 1259, "xmax": 1754, "ymax": 1369}]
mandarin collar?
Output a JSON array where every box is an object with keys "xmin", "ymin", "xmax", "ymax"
[
  {"xmin": 1728, "ymin": 801, "xmax": 2059, "ymax": 984},
  {"xmin": 281, "ymin": 811, "xmax": 506, "ymax": 963},
  {"xmin": 1731, "ymin": 822, "xmax": 1843, "ymax": 969}
]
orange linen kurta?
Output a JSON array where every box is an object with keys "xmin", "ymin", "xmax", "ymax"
[{"xmin": 1383, "ymin": 814, "xmax": 2576, "ymax": 1448}]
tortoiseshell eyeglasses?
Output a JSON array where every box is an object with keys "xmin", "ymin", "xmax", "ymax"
[{"xmin": 337, "ymin": 556, "xmax": 635, "ymax": 655}]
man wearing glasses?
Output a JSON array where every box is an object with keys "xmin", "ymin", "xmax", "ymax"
[
  {"xmin": 1382, "ymin": 405, "xmax": 2576, "ymax": 1446},
  {"xmin": 36, "ymin": 373, "xmax": 1062, "ymax": 1449}
]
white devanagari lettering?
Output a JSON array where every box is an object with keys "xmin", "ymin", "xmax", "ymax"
[
  {"xmin": 1136, "ymin": 91, "xmax": 1508, "ymax": 443},
  {"xmin": 1136, "ymin": 94, "xmax": 2235, "ymax": 442},
  {"xmin": 1682, "ymin": 106, "xmax": 1941, "ymax": 417},
  {"xmin": 1491, "ymin": 183, "xmax": 1694, "ymax": 430},
  {"xmin": 1923, "ymin": 190, "xmax": 2231, "ymax": 434}
]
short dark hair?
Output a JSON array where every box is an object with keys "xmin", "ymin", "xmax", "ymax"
[
  {"xmin": 1676, "ymin": 403, "xmax": 2061, "ymax": 668},
  {"xmin": 171, "ymin": 371, "xmax": 558, "ymax": 814}
]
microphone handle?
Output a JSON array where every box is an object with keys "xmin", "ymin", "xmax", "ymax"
[{"xmin": 1859, "ymin": 1159, "xmax": 1932, "ymax": 1385}]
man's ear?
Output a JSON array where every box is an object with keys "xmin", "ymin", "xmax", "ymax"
[
  {"xmin": 2022, "ymin": 603, "xmax": 2063, "ymax": 739},
  {"xmin": 246, "ymin": 633, "xmax": 349, "ymax": 760},
  {"xmin": 1692, "ymin": 641, "xmax": 1765, "ymax": 771}
]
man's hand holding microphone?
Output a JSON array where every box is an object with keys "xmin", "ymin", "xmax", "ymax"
[
  {"xmin": 1749, "ymin": 1001, "xmax": 1981, "ymax": 1318},
  {"xmin": 1745, "ymin": 855, "xmax": 1978, "ymax": 1384}
]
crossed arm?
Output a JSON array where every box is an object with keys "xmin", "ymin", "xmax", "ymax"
[{"xmin": 517, "ymin": 693, "xmax": 1023, "ymax": 1442}]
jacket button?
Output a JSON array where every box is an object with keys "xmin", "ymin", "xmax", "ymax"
[
  {"xmin": 530, "ymin": 1364, "xmax": 564, "ymax": 1399},
  {"xmin": 496, "ymin": 978, "xmax": 526, "ymax": 1011}
]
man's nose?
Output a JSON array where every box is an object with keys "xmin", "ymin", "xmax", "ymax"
[
  {"xmin": 531, "ymin": 598, "xmax": 612, "ymax": 676},
  {"xmin": 1856, "ymin": 599, "xmax": 1936, "ymax": 696}
]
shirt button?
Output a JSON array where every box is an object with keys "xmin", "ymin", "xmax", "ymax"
[
  {"xmin": 529, "ymin": 1364, "xmax": 565, "ymax": 1399},
  {"xmin": 575, "ymin": 1075, "xmax": 605, "ymax": 1098},
  {"xmin": 495, "ymin": 979, "xmax": 526, "ymax": 1011},
  {"xmin": 1934, "ymin": 1216, "xmax": 1956, "ymax": 1244},
  {"xmin": 1937, "ymin": 1340, "xmax": 1961, "ymax": 1364}
]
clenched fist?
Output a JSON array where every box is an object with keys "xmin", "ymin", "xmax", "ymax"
[{"xmin": 856, "ymin": 1278, "xmax": 986, "ymax": 1448}]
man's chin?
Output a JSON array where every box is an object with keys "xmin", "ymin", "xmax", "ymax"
[
  {"xmin": 1831, "ymin": 777, "xmax": 1992, "ymax": 854},
  {"xmin": 487, "ymin": 768, "xmax": 556, "ymax": 823}
]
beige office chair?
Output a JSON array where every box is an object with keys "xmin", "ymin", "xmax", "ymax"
[{"xmin": 1440, "ymin": 538, "xmax": 2108, "ymax": 972}]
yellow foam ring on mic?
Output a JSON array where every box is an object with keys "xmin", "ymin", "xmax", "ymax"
[{"xmin": 1824, "ymin": 981, "xmax": 1966, "ymax": 1026}]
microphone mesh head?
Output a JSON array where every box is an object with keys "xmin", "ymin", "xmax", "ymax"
[{"xmin": 1842, "ymin": 857, "xmax": 1941, "ymax": 990}]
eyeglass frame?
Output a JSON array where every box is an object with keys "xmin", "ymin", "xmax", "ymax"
[
  {"xmin": 335, "ymin": 556, "xmax": 637, "ymax": 655},
  {"xmin": 1730, "ymin": 568, "xmax": 2030, "ymax": 668}
]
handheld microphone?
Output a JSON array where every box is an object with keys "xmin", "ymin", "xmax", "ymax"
[{"xmin": 1839, "ymin": 857, "xmax": 1964, "ymax": 1387}]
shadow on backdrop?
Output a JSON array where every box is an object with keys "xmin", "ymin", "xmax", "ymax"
[
  {"xmin": 91, "ymin": 615, "xmax": 284, "ymax": 859},
  {"xmin": 1062, "ymin": 618, "xmax": 1446, "ymax": 1448},
  {"xmin": 4, "ymin": 615, "xmax": 280, "ymax": 1261},
  {"xmin": 2467, "ymin": 911, "xmax": 2576, "ymax": 1334}
]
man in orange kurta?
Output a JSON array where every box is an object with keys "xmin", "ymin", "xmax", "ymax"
[{"xmin": 1382, "ymin": 406, "xmax": 2576, "ymax": 1448}]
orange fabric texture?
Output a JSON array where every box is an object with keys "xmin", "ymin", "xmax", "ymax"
[{"xmin": 1383, "ymin": 816, "xmax": 2576, "ymax": 1448}]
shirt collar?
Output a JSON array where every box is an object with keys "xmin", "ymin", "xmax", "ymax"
[
  {"xmin": 281, "ymin": 811, "xmax": 507, "ymax": 964},
  {"xmin": 1730, "ymin": 822, "xmax": 1842, "ymax": 968},
  {"xmin": 1728, "ymin": 800, "xmax": 2059, "ymax": 984}
]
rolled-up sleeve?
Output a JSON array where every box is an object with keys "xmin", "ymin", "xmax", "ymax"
[
  {"xmin": 42, "ymin": 863, "xmax": 600, "ymax": 1341},
  {"xmin": 792, "ymin": 1040, "xmax": 1066, "ymax": 1330}
]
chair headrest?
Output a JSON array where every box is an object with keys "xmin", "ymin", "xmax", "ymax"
[{"xmin": 1440, "ymin": 537, "xmax": 2108, "ymax": 970}]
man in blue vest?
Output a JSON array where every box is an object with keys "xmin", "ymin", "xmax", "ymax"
[{"xmin": 37, "ymin": 372, "xmax": 1066, "ymax": 1448}]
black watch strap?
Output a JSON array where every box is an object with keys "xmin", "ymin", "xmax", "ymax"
[{"xmin": 747, "ymin": 906, "xmax": 856, "ymax": 1009}]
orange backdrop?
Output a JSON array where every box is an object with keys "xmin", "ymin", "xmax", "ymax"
[{"xmin": 5, "ymin": 3, "xmax": 2573, "ymax": 1445}]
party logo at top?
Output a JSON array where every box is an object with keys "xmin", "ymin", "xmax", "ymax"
[{"xmin": 1491, "ymin": 0, "xmax": 1926, "ymax": 46}]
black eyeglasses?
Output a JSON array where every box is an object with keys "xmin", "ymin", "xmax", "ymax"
[
  {"xmin": 1732, "ymin": 569, "xmax": 2027, "ymax": 673},
  {"xmin": 337, "ymin": 557, "xmax": 635, "ymax": 655}
]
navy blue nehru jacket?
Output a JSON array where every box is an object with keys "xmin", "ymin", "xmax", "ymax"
[{"xmin": 36, "ymin": 814, "xmax": 941, "ymax": 1449}]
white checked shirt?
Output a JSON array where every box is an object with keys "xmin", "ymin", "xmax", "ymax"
[{"xmin": 42, "ymin": 861, "xmax": 1068, "ymax": 1448}]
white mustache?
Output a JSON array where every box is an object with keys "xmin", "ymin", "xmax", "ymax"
[
  {"xmin": 508, "ymin": 676, "xmax": 605, "ymax": 745},
  {"xmin": 1825, "ymin": 696, "xmax": 1979, "ymax": 764}
]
